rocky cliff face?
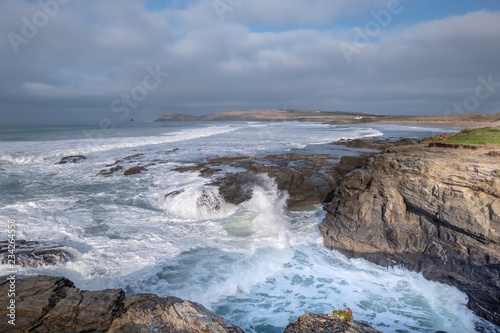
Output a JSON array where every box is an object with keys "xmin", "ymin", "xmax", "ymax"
[
  {"xmin": 319, "ymin": 144, "xmax": 500, "ymax": 325},
  {"xmin": 0, "ymin": 275, "xmax": 244, "ymax": 333}
]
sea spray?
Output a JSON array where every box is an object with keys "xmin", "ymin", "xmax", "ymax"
[
  {"xmin": 240, "ymin": 174, "xmax": 291, "ymax": 251},
  {"xmin": 0, "ymin": 122, "xmax": 495, "ymax": 333},
  {"xmin": 125, "ymin": 176, "xmax": 295, "ymax": 306},
  {"xmin": 160, "ymin": 185, "xmax": 238, "ymax": 220}
]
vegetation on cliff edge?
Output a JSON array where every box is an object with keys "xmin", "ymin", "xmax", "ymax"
[{"xmin": 426, "ymin": 127, "xmax": 500, "ymax": 146}]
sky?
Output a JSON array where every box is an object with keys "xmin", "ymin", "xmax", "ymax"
[{"xmin": 1, "ymin": 0, "xmax": 500, "ymax": 123}]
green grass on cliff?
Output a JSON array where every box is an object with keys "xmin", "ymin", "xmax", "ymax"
[
  {"xmin": 438, "ymin": 127, "xmax": 500, "ymax": 145},
  {"xmin": 385, "ymin": 112, "xmax": 500, "ymax": 122}
]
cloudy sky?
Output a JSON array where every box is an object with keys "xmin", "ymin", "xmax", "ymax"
[{"xmin": 1, "ymin": 0, "xmax": 500, "ymax": 123}]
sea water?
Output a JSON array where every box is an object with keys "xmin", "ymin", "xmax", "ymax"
[{"xmin": 0, "ymin": 121, "xmax": 497, "ymax": 333}]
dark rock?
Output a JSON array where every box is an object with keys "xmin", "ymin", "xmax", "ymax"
[
  {"xmin": 0, "ymin": 275, "xmax": 244, "ymax": 333},
  {"xmin": 333, "ymin": 138, "xmax": 419, "ymax": 150},
  {"xmin": 319, "ymin": 144, "xmax": 500, "ymax": 325},
  {"xmin": 284, "ymin": 312, "xmax": 382, "ymax": 333},
  {"xmin": 164, "ymin": 189, "xmax": 185, "ymax": 199},
  {"xmin": 0, "ymin": 240, "xmax": 76, "ymax": 267},
  {"xmin": 56, "ymin": 155, "xmax": 86, "ymax": 164},
  {"xmin": 123, "ymin": 166, "xmax": 148, "ymax": 176},
  {"xmin": 207, "ymin": 154, "xmax": 342, "ymax": 207},
  {"xmin": 97, "ymin": 165, "xmax": 124, "ymax": 176},
  {"xmin": 109, "ymin": 294, "xmax": 244, "ymax": 333}
]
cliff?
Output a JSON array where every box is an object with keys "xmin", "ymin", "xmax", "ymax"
[{"xmin": 319, "ymin": 143, "xmax": 500, "ymax": 325}]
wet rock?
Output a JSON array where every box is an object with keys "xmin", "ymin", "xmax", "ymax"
[
  {"xmin": 174, "ymin": 154, "xmax": 345, "ymax": 207},
  {"xmin": 164, "ymin": 189, "xmax": 185, "ymax": 199},
  {"xmin": 0, "ymin": 275, "xmax": 244, "ymax": 333},
  {"xmin": 109, "ymin": 294, "xmax": 244, "ymax": 333},
  {"xmin": 333, "ymin": 138, "xmax": 419, "ymax": 150},
  {"xmin": 0, "ymin": 240, "xmax": 76, "ymax": 267},
  {"xmin": 56, "ymin": 155, "xmax": 86, "ymax": 164},
  {"xmin": 97, "ymin": 165, "xmax": 124, "ymax": 176},
  {"xmin": 123, "ymin": 166, "xmax": 148, "ymax": 176},
  {"xmin": 284, "ymin": 312, "xmax": 382, "ymax": 333},
  {"xmin": 320, "ymin": 143, "xmax": 500, "ymax": 325},
  {"xmin": 0, "ymin": 276, "xmax": 124, "ymax": 332}
]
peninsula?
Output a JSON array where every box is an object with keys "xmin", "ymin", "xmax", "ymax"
[{"xmin": 155, "ymin": 109, "xmax": 500, "ymax": 128}]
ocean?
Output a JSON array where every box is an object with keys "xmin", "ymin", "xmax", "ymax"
[{"xmin": 0, "ymin": 121, "xmax": 498, "ymax": 333}]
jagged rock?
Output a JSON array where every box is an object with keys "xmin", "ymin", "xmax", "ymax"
[
  {"xmin": 174, "ymin": 153, "xmax": 352, "ymax": 207},
  {"xmin": 0, "ymin": 276, "xmax": 124, "ymax": 332},
  {"xmin": 284, "ymin": 312, "xmax": 382, "ymax": 333},
  {"xmin": 0, "ymin": 240, "xmax": 76, "ymax": 267},
  {"xmin": 108, "ymin": 294, "xmax": 244, "ymax": 333},
  {"xmin": 56, "ymin": 155, "xmax": 86, "ymax": 164},
  {"xmin": 0, "ymin": 275, "xmax": 244, "ymax": 333},
  {"xmin": 319, "ymin": 143, "xmax": 500, "ymax": 325}
]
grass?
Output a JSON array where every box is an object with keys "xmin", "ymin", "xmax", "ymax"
[
  {"xmin": 383, "ymin": 112, "xmax": 500, "ymax": 122},
  {"xmin": 332, "ymin": 308, "xmax": 353, "ymax": 322},
  {"xmin": 428, "ymin": 127, "xmax": 500, "ymax": 146}
]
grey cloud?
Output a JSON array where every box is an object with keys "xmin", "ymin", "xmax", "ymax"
[{"xmin": 0, "ymin": 0, "xmax": 499, "ymax": 123}]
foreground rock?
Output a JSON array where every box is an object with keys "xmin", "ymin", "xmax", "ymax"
[
  {"xmin": 0, "ymin": 240, "xmax": 76, "ymax": 267},
  {"xmin": 284, "ymin": 312, "xmax": 382, "ymax": 333},
  {"xmin": 320, "ymin": 143, "xmax": 500, "ymax": 325},
  {"xmin": 0, "ymin": 275, "xmax": 244, "ymax": 333}
]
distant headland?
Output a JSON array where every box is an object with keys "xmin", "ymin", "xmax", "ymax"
[{"xmin": 155, "ymin": 109, "xmax": 500, "ymax": 127}]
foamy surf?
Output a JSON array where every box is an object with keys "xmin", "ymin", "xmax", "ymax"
[{"xmin": 0, "ymin": 121, "xmax": 497, "ymax": 333}]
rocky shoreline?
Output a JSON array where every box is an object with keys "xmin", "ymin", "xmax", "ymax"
[
  {"xmin": 177, "ymin": 138, "xmax": 500, "ymax": 327},
  {"xmin": 0, "ymin": 274, "xmax": 379, "ymax": 332},
  {"xmin": 320, "ymin": 142, "xmax": 500, "ymax": 326},
  {"xmin": 0, "ymin": 275, "xmax": 244, "ymax": 332},
  {"xmin": 3, "ymin": 137, "xmax": 500, "ymax": 331}
]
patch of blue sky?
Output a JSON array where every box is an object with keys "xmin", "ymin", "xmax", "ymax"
[
  {"xmin": 380, "ymin": 0, "xmax": 500, "ymax": 28},
  {"xmin": 144, "ymin": 0, "xmax": 198, "ymax": 12},
  {"xmin": 242, "ymin": 0, "xmax": 500, "ymax": 38}
]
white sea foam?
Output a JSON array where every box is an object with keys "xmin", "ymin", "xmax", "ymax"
[
  {"xmin": 160, "ymin": 185, "xmax": 238, "ymax": 220},
  {"xmin": 0, "ymin": 122, "xmax": 496, "ymax": 333}
]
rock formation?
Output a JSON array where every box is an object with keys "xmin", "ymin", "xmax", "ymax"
[
  {"xmin": 284, "ymin": 312, "xmax": 382, "ymax": 333},
  {"xmin": 0, "ymin": 275, "xmax": 244, "ymax": 333},
  {"xmin": 0, "ymin": 240, "xmax": 76, "ymax": 267},
  {"xmin": 56, "ymin": 155, "xmax": 86, "ymax": 164},
  {"xmin": 173, "ymin": 153, "xmax": 368, "ymax": 207},
  {"xmin": 319, "ymin": 143, "xmax": 500, "ymax": 325}
]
